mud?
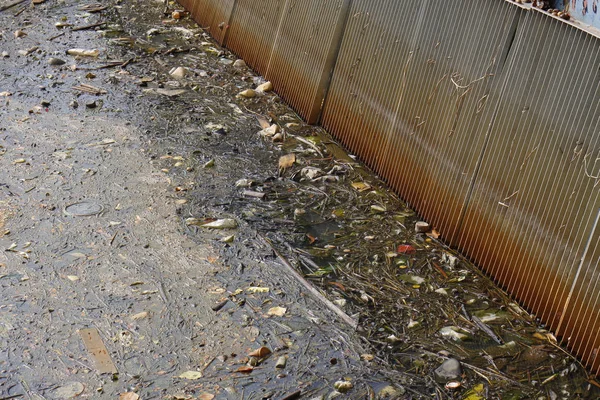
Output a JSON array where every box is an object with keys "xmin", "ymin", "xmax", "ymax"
[{"xmin": 0, "ymin": 0, "xmax": 598, "ymax": 399}]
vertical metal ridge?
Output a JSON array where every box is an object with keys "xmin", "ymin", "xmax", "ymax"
[{"xmin": 181, "ymin": 0, "xmax": 600, "ymax": 374}]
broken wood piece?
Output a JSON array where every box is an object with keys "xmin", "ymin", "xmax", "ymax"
[
  {"xmin": 48, "ymin": 32, "xmax": 66, "ymax": 41},
  {"xmin": 259, "ymin": 234, "xmax": 358, "ymax": 329},
  {"xmin": 78, "ymin": 328, "xmax": 118, "ymax": 374},
  {"xmin": 78, "ymin": 3, "xmax": 108, "ymax": 12},
  {"xmin": 242, "ymin": 190, "xmax": 265, "ymax": 199},
  {"xmin": 72, "ymin": 84, "xmax": 107, "ymax": 95}
]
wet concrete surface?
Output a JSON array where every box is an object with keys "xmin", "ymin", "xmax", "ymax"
[{"xmin": 0, "ymin": 0, "xmax": 599, "ymax": 399}]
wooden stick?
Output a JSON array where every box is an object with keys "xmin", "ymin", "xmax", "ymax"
[
  {"xmin": 71, "ymin": 21, "xmax": 106, "ymax": 31},
  {"xmin": 259, "ymin": 234, "xmax": 358, "ymax": 329},
  {"xmin": 0, "ymin": 0, "xmax": 27, "ymax": 12},
  {"xmin": 47, "ymin": 31, "xmax": 65, "ymax": 41}
]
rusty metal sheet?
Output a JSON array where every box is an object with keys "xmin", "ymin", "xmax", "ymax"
[
  {"xmin": 224, "ymin": 0, "xmax": 287, "ymax": 76},
  {"xmin": 182, "ymin": 0, "xmax": 234, "ymax": 45},
  {"xmin": 172, "ymin": 0, "xmax": 600, "ymax": 375},
  {"xmin": 458, "ymin": 10, "xmax": 600, "ymax": 371},
  {"xmin": 263, "ymin": 0, "xmax": 352, "ymax": 123},
  {"xmin": 322, "ymin": 0, "xmax": 519, "ymax": 241}
]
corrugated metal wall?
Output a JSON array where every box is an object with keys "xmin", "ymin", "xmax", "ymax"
[
  {"xmin": 178, "ymin": 0, "xmax": 234, "ymax": 44},
  {"xmin": 178, "ymin": 0, "xmax": 600, "ymax": 374},
  {"xmin": 458, "ymin": 9, "xmax": 600, "ymax": 372}
]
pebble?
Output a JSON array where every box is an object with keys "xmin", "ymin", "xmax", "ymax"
[
  {"xmin": 48, "ymin": 57, "xmax": 66, "ymax": 66},
  {"xmin": 434, "ymin": 358, "xmax": 462, "ymax": 381}
]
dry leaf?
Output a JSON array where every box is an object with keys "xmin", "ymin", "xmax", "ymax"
[
  {"xmin": 119, "ymin": 392, "xmax": 140, "ymax": 400},
  {"xmin": 351, "ymin": 182, "xmax": 371, "ymax": 192},
  {"xmin": 198, "ymin": 394, "xmax": 215, "ymax": 400},
  {"xmin": 66, "ymin": 275, "xmax": 79, "ymax": 281},
  {"xmin": 178, "ymin": 370, "xmax": 202, "ymax": 380},
  {"xmin": 267, "ymin": 307, "xmax": 287, "ymax": 317},
  {"xmin": 236, "ymin": 365, "xmax": 254, "ymax": 373},
  {"xmin": 278, "ymin": 154, "xmax": 296, "ymax": 170},
  {"xmin": 248, "ymin": 346, "xmax": 272, "ymax": 358},
  {"xmin": 246, "ymin": 287, "xmax": 269, "ymax": 293}
]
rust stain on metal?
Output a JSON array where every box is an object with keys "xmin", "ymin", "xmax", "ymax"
[{"xmin": 178, "ymin": 0, "xmax": 600, "ymax": 375}]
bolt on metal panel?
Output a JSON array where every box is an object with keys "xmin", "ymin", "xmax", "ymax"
[{"xmin": 458, "ymin": 10, "xmax": 600, "ymax": 371}]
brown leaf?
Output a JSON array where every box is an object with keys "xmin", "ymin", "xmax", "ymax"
[
  {"xmin": 426, "ymin": 229, "xmax": 440, "ymax": 239},
  {"xmin": 198, "ymin": 394, "xmax": 215, "ymax": 400},
  {"xmin": 267, "ymin": 306, "xmax": 287, "ymax": 317},
  {"xmin": 248, "ymin": 346, "xmax": 271, "ymax": 358},
  {"xmin": 328, "ymin": 281, "xmax": 347, "ymax": 292},
  {"xmin": 119, "ymin": 392, "xmax": 140, "ymax": 400},
  {"xmin": 278, "ymin": 154, "xmax": 296, "ymax": 170},
  {"xmin": 236, "ymin": 365, "xmax": 254, "ymax": 373}
]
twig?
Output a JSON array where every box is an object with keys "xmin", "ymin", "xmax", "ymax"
[
  {"xmin": 71, "ymin": 21, "xmax": 106, "ymax": 31},
  {"xmin": 47, "ymin": 31, "xmax": 65, "ymax": 41},
  {"xmin": 0, "ymin": 0, "xmax": 27, "ymax": 12},
  {"xmin": 461, "ymin": 361, "xmax": 527, "ymax": 388},
  {"xmin": 280, "ymin": 390, "xmax": 301, "ymax": 400},
  {"xmin": 259, "ymin": 234, "xmax": 358, "ymax": 329},
  {"xmin": 13, "ymin": 5, "xmax": 25, "ymax": 16}
]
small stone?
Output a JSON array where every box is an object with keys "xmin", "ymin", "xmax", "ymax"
[
  {"xmin": 86, "ymin": 101, "xmax": 97, "ymax": 109},
  {"xmin": 48, "ymin": 57, "xmax": 66, "ymax": 66},
  {"xmin": 434, "ymin": 358, "xmax": 462, "ymax": 381},
  {"xmin": 70, "ymin": 100, "xmax": 79, "ymax": 108},
  {"xmin": 14, "ymin": 30, "xmax": 26, "ymax": 38},
  {"xmin": 415, "ymin": 221, "xmax": 430, "ymax": 233},
  {"xmin": 41, "ymin": 100, "xmax": 51, "ymax": 107},
  {"xmin": 233, "ymin": 59, "xmax": 246, "ymax": 68},
  {"xmin": 1, "ymin": 51, "xmax": 9, "ymax": 58}
]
